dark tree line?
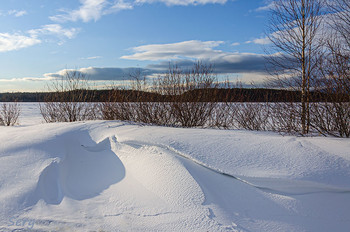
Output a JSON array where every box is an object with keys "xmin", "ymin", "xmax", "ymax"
[{"xmin": 0, "ymin": 88, "xmax": 341, "ymax": 103}]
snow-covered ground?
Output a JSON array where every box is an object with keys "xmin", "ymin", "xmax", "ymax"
[{"xmin": 1, "ymin": 103, "xmax": 350, "ymax": 231}]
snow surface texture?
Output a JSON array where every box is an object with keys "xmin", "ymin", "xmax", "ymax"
[{"xmin": 0, "ymin": 103, "xmax": 350, "ymax": 231}]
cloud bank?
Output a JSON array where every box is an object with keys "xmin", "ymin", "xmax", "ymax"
[
  {"xmin": 37, "ymin": 40, "xmax": 270, "ymax": 87},
  {"xmin": 122, "ymin": 40, "xmax": 269, "ymax": 74},
  {"xmin": 0, "ymin": 37, "xmax": 271, "ymax": 88}
]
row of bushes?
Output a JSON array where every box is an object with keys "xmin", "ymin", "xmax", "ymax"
[
  {"xmin": 3, "ymin": 99, "xmax": 349, "ymax": 138},
  {"xmin": 98, "ymin": 101, "xmax": 350, "ymax": 137},
  {"xmin": 35, "ymin": 63, "xmax": 349, "ymax": 138}
]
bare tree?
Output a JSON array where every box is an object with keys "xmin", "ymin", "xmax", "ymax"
[
  {"xmin": 310, "ymin": 0, "xmax": 350, "ymax": 137},
  {"xmin": 328, "ymin": 0, "xmax": 350, "ymax": 49},
  {"xmin": 266, "ymin": 0, "xmax": 325, "ymax": 134},
  {"xmin": 0, "ymin": 102, "xmax": 21, "ymax": 126}
]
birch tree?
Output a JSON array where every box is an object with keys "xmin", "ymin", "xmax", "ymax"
[{"xmin": 266, "ymin": 0, "xmax": 324, "ymax": 134}]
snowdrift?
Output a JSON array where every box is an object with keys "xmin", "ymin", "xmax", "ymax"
[{"xmin": 0, "ymin": 118, "xmax": 350, "ymax": 231}]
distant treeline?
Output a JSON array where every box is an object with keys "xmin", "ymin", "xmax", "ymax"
[{"xmin": 0, "ymin": 88, "xmax": 342, "ymax": 102}]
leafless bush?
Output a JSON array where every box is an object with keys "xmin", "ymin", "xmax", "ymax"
[
  {"xmin": 0, "ymin": 102, "xmax": 21, "ymax": 126},
  {"xmin": 40, "ymin": 71, "xmax": 96, "ymax": 123},
  {"xmin": 310, "ymin": 21, "xmax": 350, "ymax": 137},
  {"xmin": 310, "ymin": 51, "xmax": 350, "ymax": 137},
  {"xmin": 310, "ymin": 102, "xmax": 350, "ymax": 137},
  {"xmin": 207, "ymin": 103, "xmax": 234, "ymax": 129},
  {"xmin": 99, "ymin": 71, "xmax": 174, "ymax": 125},
  {"xmin": 230, "ymin": 103, "xmax": 271, "ymax": 131},
  {"xmin": 99, "ymin": 102, "xmax": 123, "ymax": 121},
  {"xmin": 130, "ymin": 71, "xmax": 175, "ymax": 125},
  {"xmin": 161, "ymin": 62, "xmax": 219, "ymax": 128},
  {"xmin": 269, "ymin": 102, "xmax": 302, "ymax": 134},
  {"xmin": 135, "ymin": 102, "xmax": 173, "ymax": 125},
  {"xmin": 99, "ymin": 87, "xmax": 134, "ymax": 121}
]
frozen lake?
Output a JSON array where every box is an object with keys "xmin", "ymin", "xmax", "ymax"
[{"xmin": 17, "ymin": 102, "xmax": 43, "ymax": 126}]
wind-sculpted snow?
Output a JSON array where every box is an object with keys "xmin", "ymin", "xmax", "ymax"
[
  {"xmin": 119, "ymin": 138, "xmax": 350, "ymax": 196},
  {"xmin": 0, "ymin": 119, "xmax": 349, "ymax": 231},
  {"xmin": 32, "ymin": 137, "xmax": 125, "ymax": 205}
]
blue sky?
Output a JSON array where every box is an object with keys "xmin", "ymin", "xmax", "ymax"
[{"xmin": 0, "ymin": 0, "xmax": 272, "ymax": 92}]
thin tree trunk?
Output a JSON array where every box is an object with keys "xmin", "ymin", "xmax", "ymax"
[{"xmin": 301, "ymin": 0, "xmax": 307, "ymax": 134}]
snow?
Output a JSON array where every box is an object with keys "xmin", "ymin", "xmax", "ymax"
[{"xmin": 0, "ymin": 103, "xmax": 350, "ymax": 231}]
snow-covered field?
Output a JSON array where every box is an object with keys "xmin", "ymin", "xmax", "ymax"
[{"xmin": 1, "ymin": 103, "xmax": 350, "ymax": 231}]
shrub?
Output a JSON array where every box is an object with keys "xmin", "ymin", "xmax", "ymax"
[{"xmin": 0, "ymin": 102, "xmax": 21, "ymax": 126}]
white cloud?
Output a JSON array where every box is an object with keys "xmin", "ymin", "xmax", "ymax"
[
  {"xmin": 255, "ymin": 1, "xmax": 275, "ymax": 12},
  {"xmin": 261, "ymin": 12, "xmax": 336, "ymax": 49},
  {"xmin": 29, "ymin": 24, "xmax": 80, "ymax": 39},
  {"xmin": 0, "ymin": 33, "xmax": 41, "ymax": 52},
  {"xmin": 50, "ymin": 0, "xmax": 108, "ymax": 22},
  {"xmin": 8, "ymin": 10, "xmax": 27, "ymax": 17},
  {"xmin": 231, "ymin": 42, "xmax": 240, "ymax": 46},
  {"xmin": 0, "ymin": 76, "xmax": 56, "ymax": 82},
  {"xmin": 43, "ymin": 67, "xmax": 152, "ymax": 81},
  {"xmin": 121, "ymin": 40, "xmax": 225, "ymax": 61},
  {"xmin": 239, "ymin": 72, "xmax": 269, "ymax": 85},
  {"xmin": 81, "ymin": 56, "xmax": 103, "ymax": 60},
  {"xmin": 0, "ymin": 24, "xmax": 79, "ymax": 53},
  {"xmin": 246, "ymin": 37, "xmax": 271, "ymax": 45},
  {"xmin": 50, "ymin": 0, "xmax": 229, "ymax": 23},
  {"xmin": 135, "ymin": 0, "xmax": 227, "ymax": 6},
  {"xmin": 254, "ymin": 37, "xmax": 270, "ymax": 45},
  {"xmin": 107, "ymin": 0, "xmax": 134, "ymax": 13}
]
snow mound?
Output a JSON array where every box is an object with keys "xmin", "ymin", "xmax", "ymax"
[{"xmin": 0, "ymin": 119, "xmax": 350, "ymax": 231}]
